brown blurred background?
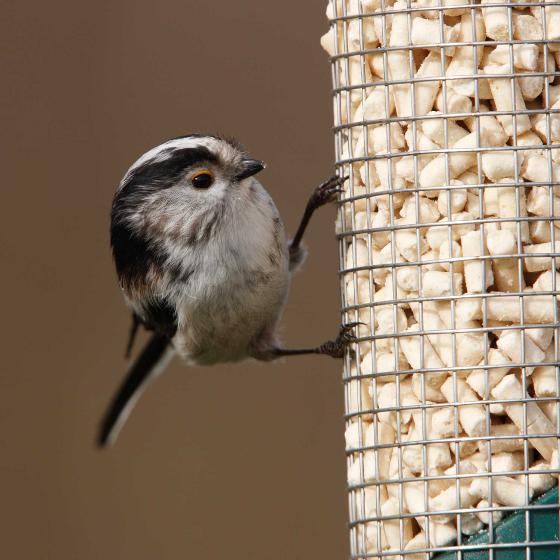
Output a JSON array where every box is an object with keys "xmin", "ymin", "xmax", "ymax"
[{"xmin": 1, "ymin": 1, "xmax": 349, "ymax": 559}]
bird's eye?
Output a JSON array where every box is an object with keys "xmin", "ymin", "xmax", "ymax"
[{"xmin": 191, "ymin": 170, "xmax": 214, "ymax": 189}]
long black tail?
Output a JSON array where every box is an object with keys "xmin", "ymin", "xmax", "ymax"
[{"xmin": 98, "ymin": 334, "xmax": 171, "ymax": 447}]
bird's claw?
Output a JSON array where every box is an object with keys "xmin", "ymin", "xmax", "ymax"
[
  {"xmin": 309, "ymin": 175, "xmax": 349, "ymax": 210},
  {"xmin": 319, "ymin": 322, "xmax": 360, "ymax": 359}
]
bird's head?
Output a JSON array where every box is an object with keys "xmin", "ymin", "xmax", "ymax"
[{"xmin": 111, "ymin": 134, "xmax": 266, "ymax": 240}]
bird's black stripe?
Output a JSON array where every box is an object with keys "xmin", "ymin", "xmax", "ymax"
[{"xmin": 119, "ymin": 146, "xmax": 219, "ymax": 193}]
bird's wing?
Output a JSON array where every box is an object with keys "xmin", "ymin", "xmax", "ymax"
[{"xmin": 98, "ymin": 334, "xmax": 173, "ymax": 447}]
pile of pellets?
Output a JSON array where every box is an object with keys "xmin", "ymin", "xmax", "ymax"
[{"xmin": 322, "ymin": 0, "xmax": 560, "ymax": 557}]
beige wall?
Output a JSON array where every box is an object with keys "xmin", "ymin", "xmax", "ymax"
[{"xmin": 1, "ymin": 1, "xmax": 349, "ymax": 558}]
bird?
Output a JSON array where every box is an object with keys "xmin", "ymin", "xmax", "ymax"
[{"xmin": 98, "ymin": 134, "xmax": 353, "ymax": 447}]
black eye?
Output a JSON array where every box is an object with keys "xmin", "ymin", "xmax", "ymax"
[{"xmin": 191, "ymin": 171, "xmax": 214, "ymax": 189}]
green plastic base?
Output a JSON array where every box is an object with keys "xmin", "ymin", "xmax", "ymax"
[{"xmin": 435, "ymin": 487, "xmax": 560, "ymax": 560}]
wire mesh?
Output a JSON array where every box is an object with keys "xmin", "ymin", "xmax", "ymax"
[{"xmin": 324, "ymin": 0, "xmax": 560, "ymax": 558}]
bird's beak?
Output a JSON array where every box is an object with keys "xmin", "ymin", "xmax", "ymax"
[{"xmin": 236, "ymin": 159, "xmax": 266, "ymax": 181}]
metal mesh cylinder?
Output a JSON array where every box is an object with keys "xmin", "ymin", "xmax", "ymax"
[{"xmin": 324, "ymin": 0, "xmax": 560, "ymax": 558}]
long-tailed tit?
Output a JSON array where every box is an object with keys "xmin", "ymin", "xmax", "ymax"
[{"xmin": 98, "ymin": 134, "xmax": 353, "ymax": 446}]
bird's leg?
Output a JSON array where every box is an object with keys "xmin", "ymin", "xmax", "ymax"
[
  {"xmin": 289, "ymin": 174, "xmax": 348, "ymax": 267},
  {"xmin": 272, "ymin": 323, "xmax": 359, "ymax": 359}
]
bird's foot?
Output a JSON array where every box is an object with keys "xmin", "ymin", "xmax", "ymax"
[
  {"xmin": 308, "ymin": 175, "xmax": 349, "ymax": 211},
  {"xmin": 317, "ymin": 322, "xmax": 360, "ymax": 358}
]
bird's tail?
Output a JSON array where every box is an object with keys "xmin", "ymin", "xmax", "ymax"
[{"xmin": 97, "ymin": 334, "xmax": 173, "ymax": 447}]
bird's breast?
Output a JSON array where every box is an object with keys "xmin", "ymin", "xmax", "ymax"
[{"xmin": 171, "ymin": 222, "xmax": 290, "ymax": 365}]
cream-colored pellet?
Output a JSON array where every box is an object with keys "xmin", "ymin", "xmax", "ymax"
[
  {"xmin": 351, "ymin": 484, "xmax": 380, "ymax": 523},
  {"xmin": 400, "ymin": 327, "xmax": 448, "ymax": 385},
  {"xmin": 530, "ymin": 221, "xmax": 555, "ymax": 244},
  {"xmin": 387, "ymin": 4, "xmax": 415, "ymax": 118},
  {"xmin": 367, "ymin": 423, "xmax": 396, "ymax": 481},
  {"xmin": 524, "ymin": 241, "xmax": 560, "ymax": 272},
  {"xmin": 404, "ymin": 532, "xmax": 429, "ymax": 560},
  {"xmin": 375, "ymin": 382, "xmax": 399, "ymax": 427},
  {"xmin": 527, "ymin": 187, "xmax": 560, "ymax": 219},
  {"xmin": 527, "ymin": 461, "xmax": 556, "ymax": 494},
  {"xmin": 447, "ymin": 13, "xmax": 486, "ymax": 98},
  {"xmin": 533, "ymin": 104, "xmax": 560, "ymax": 144},
  {"xmin": 478, "ymin": 423, "xmax": 524, "ymax": 457},
  {"xmin": 381, "ymin": 497, "xmax": 414, "ymax": 551},
  {"xmin": 428, "ymin": 521, "xmax": 458, "ymax": 547},
  {"xmin": 532, "ymin": 348, "xmax": 559, "ymax": 398},
  {"xmin": 485, "ymin": 451, "xmax": 525, "ymax": 474},
  {"xmin": 348, "ymin": 377, "xmax": 374, "ymax": 419},
  {"xmin": 422, "ymin": 270, "xmax": 464, "ymax": 297},
  {"xmin": 421, "ymin": 113, "xmax": 470, "ymax": 149},
  {"xmin": 348, "ymin": 452, "xmax": 377, "ymax": 485},
  {"xmin": 341, "ymin": 56, "xmax": 378, "ymax": 110},
  {"xmin": 347, "ymin": 15, "xmax": 379, "ymax": 50},
  {"xmin": 413, "ymin": 51, "xmax": 447, "ymax": 118},
  {"xmin": 345, "ymin": 421, "xmax": 364, "ymax": 450},
  {"xmin": 496, "ymin": 329, "xmax": 546, "ymax": 374},
  {"xmin": 484, "ymin": 64, "xmax": 532, "ymax": 137},
  {"xmin": 513, "ymin": 13, "xmax": 543, "ymax": 42},
  {"xmin": 431, "ymin": 407, "xmax": 455, "ymax": 439},
  {"xmin": 461, "ymin": 512, "xmax": 485, "ymax": 535},
  {"xmin": 411, "ymin": 17, "xmax": 457, "ymax": 55},
  {"xmin": 486, "ymin": 229, "xmax": 523, "ymax": 292},
  {"xmin": 461, "ymin": 230, "xmax": 494, "ymax": 293},
  {"xmin": 469, "ymin": 476, "xmax": 534, "ymax": 507},
  {"xmin": 534, "ymin": 0, "xmax": 560, "ymax": 49},
  {"xmin": 351, "ymin": 82, "xmax": 395, "ymax": 125},
  {"xmin": 403, "ymin": 479, "xmax": 428, "ymax": 523},
  {"xmin": 481, "ymin": 0, "xmax": 508, "ymax": 40},
  {"xmin": 497, "ymin": 182, "xmax": 530, "ymax": 243},
  {"xmin": 395, "ymin": 228, "xmax": 429, "ymax": 262},
  {"xmin": 430, "ymin": 486, "xmax": 477, "ymax": 524},
  {"xmin": 361, "ymin": 350, "xmax": 408, "ymax": 383},
  {"xmin": 411, "ymin": 375, "xmax": 446, "ymax": 403},
  {"xmin": 482, "ymin": 151, "xmax": 523, "ymax": 182},
  {"xmin": 409, "ymin": 302, "xmax": 455, "ymax": 367},
  {"xmin": 520, "ymin": 73, "xmax": 544, "ymax": 102},
  {"xmin": 346, "ymin": 275, "xmax": 372, "ymax": 307},
  {"xmin": 376, "ymin": 306, "xmax": 408, "ymax": 337},
  {"xmin": 356, "ymin": 162, "xmax": 380, "ymax": 193},
  {"xmin": 487, "ymin": 44, "xmax": 540, "ymax": 72},
  {"xmin": 437, "ymin": 185, "xmax": 468, "ymax": 217},
  {"xmin": 456, "ymin": 298, "xmax": 482, "ymax": 323},
  {"xmin": 476, "ymin": 500, "xmax": 504, "ymax": 525},
  {"xmin": 467, "ymin": 348, "xmax": 513, "ymax": 398},
  {"xmin": 483, "ymin": 187, "xmax": 499, "ymax": 216},
  {"xmin": 439, "ymin": 239, "xmax": 463, "ymax": 272},
  {"xmin": 522, "ymin": 155, "xmax": 560, "ymax": 189},
  {"xmin": 401, "ymin": 196, "xmax": 441, "ymax": 225},
  {"xmin": 435, "ymin": 90, "xmax": 472, "ymax": 117},
  {"xmin": 534, "ymin": 269, "xmax": 560, "ymax": 295},
  {"xmin": 441, "ymin": 378, "xmax": 488, "ymax": 437},
  {"xmin": 492, "ymin": 374, "xmax": 557, "ymax": 461},
  {"xmin": 403, "ymin": 428, "xmax": 453, "ymax": 474},
  {"xmin": 420, "ymin": 132, "xmax": 487, "ymax": 191},
  {"xmin": 452, "ymin": 437, "xmax": 480, "ymax": 460},
  {"xmin": 371, "ymin": 123, "xmax": 406, "ymax": 154},
  {"xmin": 465, "ymin": 105, "xmax": 508, "ymax": 148}
]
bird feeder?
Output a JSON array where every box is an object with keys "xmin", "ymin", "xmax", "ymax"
[{"xmin": 322, "ymin": 0, "xmax": 560, "ymax": 557}]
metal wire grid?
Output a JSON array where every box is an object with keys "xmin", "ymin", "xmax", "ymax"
[{"xmin": 326, "ymin": 0, "xmax": 560, "ymax": 558}]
